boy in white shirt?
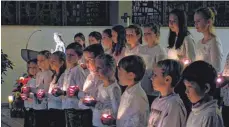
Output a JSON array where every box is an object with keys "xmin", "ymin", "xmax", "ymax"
[{"xmin": 116, "ymin": 55, "xmax": 149, "ymax": 127}]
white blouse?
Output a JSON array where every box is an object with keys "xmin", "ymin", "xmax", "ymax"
[
  {"xmin": 116, "ymin": 83, "xmax": 149, "ymax": 127},
  {"xmin": 92, "ymin": 81, "xmax": 121, "ymax": 127},
  {"xmin": 196, "ymin": 36, "xmax": 223, "ymax": 72},
  {"xmin": 125, "ymin": 44, "xmax": 141, "ymax": 56},
  {"xmin": 62, "ymin": 65, "xmax": 86, "ymax": 109},
  {"xmin": 168, "ymin": 35, "xmax": 196, "ymax": 62}
]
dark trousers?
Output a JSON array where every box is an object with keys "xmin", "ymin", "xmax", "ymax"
[
  {"xmin": 65, "ymin": 109, "xmax": 92, "ymax": 127},
  {"xmin": 24, "ymin": 108, "xmax": 34, "ymax": 127},
  {"xmin": 222, "ymin": 105, "xmax": 229, "ymax": 127},
  {"xmin": 48, "ymin": 109, "xmax": 66, "ymax": 127},
  {"xmin": 34, "ymin": 110, "xmax": 49, "ymax": 127}
]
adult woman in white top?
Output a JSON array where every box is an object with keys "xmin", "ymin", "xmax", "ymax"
[
  {"xmin": 167, "ymin": 9, "xmax": 196, "ymax": 62},
  {"xmin": 194, "ymin": 7, "xmax": 223, "ymax": 73}
]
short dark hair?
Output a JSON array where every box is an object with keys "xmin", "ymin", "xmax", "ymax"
[
  {"xmin": 83, "ymin": 44, "xmax": 104, "ymax": 58},
  {"xmin": 157, "ymin": 59, "xmax": 183, "ymax": 87},
  {"xmin": 89, "ymin": 31, "xmax": 102, "ymax": 41},
  {"xmin": 181, "ymin": 61, "xmax": 217, "ymax": 96},
  {"xmin": 118, "ymin": 55, "xmax": 146, "ymax": 82},
  {"xmin": 27, "ymin": 59, "xmax": 37, "ymax": 64},
  {"xmin": 103, "ymin": 29, "xmax": 112, "ymax": 38},
  {"xmin": 74, "ymin": 32, "xmax": 85, "ymax": 41},
  {"xmin": 38, "ymin": 50, "xmax": 51, "ymax": 59},
  {"xmin": 66, "ymin": 42, "xmax": 83, "ymax": 57}
]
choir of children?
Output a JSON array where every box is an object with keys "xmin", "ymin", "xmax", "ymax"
[{"xmin": 21, "ymin": 7, "xmax": 228, "ymax": 127}]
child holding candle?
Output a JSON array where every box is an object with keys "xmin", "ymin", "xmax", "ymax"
[
  {"xmin": 61, "ymin": 42, "xmax": 87, "ymax": 127},
  {"xmin": 116, "ymin": 55, "xmax": 149, "ymax": 127},
  {"xmin": 182, "ymin": 61, "xmax": 224, "ymax": 127},
  {"xmin": 23, "ymin": 59, "xmax": 39, "ymax": 127},
  {"xmin": 78, "ymin": 44, "xmax": 105, "ymax": 126},
  {"xmin": 148, "ymin": 59, "xmax": 187, "ymax": 127},
  {"xmin": 90, "ymin": 54, "xmax": 121, "ymax": 127},
  {"xmin": 33, "ymin": 50, "xmax": 53, "ymax": 127},
  {"xmin": 48, "ymin": 51, "xmax": 66, "ymax": 127}
]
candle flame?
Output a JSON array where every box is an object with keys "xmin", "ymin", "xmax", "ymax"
[{"xmin": 8, "ymin": 95, "xmax": 14, "ymax": 102}]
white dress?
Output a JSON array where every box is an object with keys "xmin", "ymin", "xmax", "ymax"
[
  {"xmin": 24, "ymin": 78, "xmax": 36, "ymax": 110},
  {"xmin": 116, "ymin": 83, "xmax": 149, "ymax": 127},
  {"xmin": 125, "ymin": 44, "xmax": 141, "ymax": 56},
  {"xmin": 196, "ymin": 36, "xmax": 223, "ymax": 72}
]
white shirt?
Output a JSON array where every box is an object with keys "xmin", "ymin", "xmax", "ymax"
[
  {"xmin": 62, "ymin": 65, "xmax": 86, "ymax": 109},
  {"xmin": 92, "ymin": 81, "xmax": 121, "ymax": 127},
  {"xmin": 116, "ymin": 83, "xmax": 149, "ymax": 127},
  {"xmin": 24, "ymin": 78, "xmax": 36, "ymax": 109},
  {"xmin": 168, "ymin": 35, "xmax": 196, "ymax": 62},
  {"xmin": 196, "ymin": 36, "xmax": 223, "ymax": 72},
  {"xmin": 125, "ymin": 44, "xmax": 141, "ymax": 56}
]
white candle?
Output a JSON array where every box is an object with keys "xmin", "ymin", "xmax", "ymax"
[{"xmin": 127, "ymin": 17, "xmax": 130, "ymax": 27}]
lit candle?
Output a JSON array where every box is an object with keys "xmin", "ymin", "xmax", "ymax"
[
  {"xmin": 182, "ymin": 58, "xmax": 191, "ymax": 65},
  {"xmin": 83, "ymin": 96, "xmax": 96, "ymax": 106},
  {"xmin": 67, "ymin": 85, "xmax": 79, "ymax": 97},
  {"xmin": 21, "ymin": 86, "xmax": 30, "ymax": 94},
  {"xmin": 37, "ymin": 89, "xmax": 45, "ymax": 100},
  {"xmin": 216, "ymin": 74, "xmax": 224, "ymax": 84},
  {"xmin": 8, "ymin": 95, "xmax": 14, "ymax": 103},
  {"xmin": 101, "ymin": 113, "xmax": 115, "ymax": 125}
]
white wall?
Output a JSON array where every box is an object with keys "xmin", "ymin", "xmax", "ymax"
[{"xmin": 1, "ymin": 25, "xmax": 229, "ymax": 102}]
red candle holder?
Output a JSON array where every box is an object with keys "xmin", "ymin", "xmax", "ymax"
[
  {"xmin": 51, "ymin": 87, "xmax": 63, "ymax": 97},
  {"xmin": 67, "ymin": 85, "xmax": 79, "ymax": 97},
  {"xmin": 37, "ymin": 89, "xmax": 45, "ymax": 100},
  {"xmin": 101, "ymin": 113, "xmax": 115, "ymax": 125},
  {"xmin": 182, "ymin": 58, "xmax": 191, "ymax": 65},
  {"xmin": 82, "ymin": 96, "xmax": 97, "ymax": 106}
]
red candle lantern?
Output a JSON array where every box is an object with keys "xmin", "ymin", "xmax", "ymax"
[
  {"xmin": 82, "ymin": 96, "xmax": 97, "ymax": 106},
  {"xmin": 67, "ymin": 85, "xmax": 79, "ymax": 97},
  {"xmin": 37, "ymin": 89, "xmax": 45, "ymax": 100},
  {"xmin": 101, "ymin": 113, "xmax": 115, "ymax": 125},
  {"xmin": 21, "ymin": 86, "xmax": 30, "ymax": 94}
]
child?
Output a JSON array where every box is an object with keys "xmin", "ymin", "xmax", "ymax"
[
  {"xmin": 23, "ymin": 59, "xmax": 39, "ymax": 127},
  {"xmin": 74, "ymin": 32, "xmax": 86, "ymax": 48},
  {"xmin": 78, "ymin": 44, "xmax": 105, "ymax": 126},
  {"xmin": 48, "ymin": 51, "xmax": 66, "ymax": 127},
  {"xmin": 33, "ymin": 50, "xmax": 53, "ymax": 127},
  {"xmin": 89, "ymin": 31, "xmax": 102, "ymax": 45},
  {"xmin": 125, "ymin": 25, "xmax": 142, "ymax": 56},
  {"xmin": 182, "ymin": 61, "xmax": 224, "ymax": 127},
  {"xmin": 116, "ymin": 55, "xmax": 149, "ymax": 127},
  {"xmin": 90, "ymin": 54, "xmax": 121, "ymax": 126},
  {"xmin": 140, "ymin": 23, "xmax": 167, "ymax": 104},
  {"xmin": 194, "ymin": 7, "xmax": 223, "ymax": 72},
  {"xmin": 148, "ymin": 59, "xmax": 187, "ymax": 127},
  {"xmin": 61, "ymin": 42, "xmax": 87, "ymax": 127},
  {"xmin": 102, "ymin": 29, "xmax": 113, "ymax": 54}
]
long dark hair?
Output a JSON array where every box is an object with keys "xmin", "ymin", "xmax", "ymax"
[
  {"xmin": 168, "ymin": 9, "xmax": 190, "ymax": 49},
  {"xmin": 74, "ymin": 32, "xmax": 86, "ymax": 48},
  {"xmin": 111, "ymin": 25, "xmax": 126, "ymax": 56},
  {"xmin": 51, "ymin": 51, "xmax": 66, "ymax": 84}
]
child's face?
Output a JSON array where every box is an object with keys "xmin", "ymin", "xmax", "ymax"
[
  {"xmin": 95, "ymin": 58, "xmax": 108, "ymax": 80},
  {"xmin": 50, "ymin": 54, "xmax": 63, "ymax": 71},
  {"xmin": 83, "ymin": 51, "xmax": 96, "ymax": 72},
  {"xmin": 194, "ymin": 13, "xmax": 209, "ymax": 33},
  {"xmin": 184, "ymin": 80, "xmax": 203, "ymax": 103},
  {"xmin": 28, "ymin": 62, "xmax": 39, "ymax": 76},
  {"xmin": 169, "ymin": 14, "xmax": 179, "ymax": 33},
  {"xmin": 37, "ymin": 55, "xmax": 50, "ymax": 70},
  {"xmin": 102, "ymin": 32, "xmax": 112, "ymax": 49},
  {"xmin": 143, "ymin": 27, "xmax": 158, "ymax": 45},
  {"xmin": 126, "ymin": 28, "xmax": 139, "ymax": 46},
  {"xmin": 111, "ymin": 30, "xmax": 118, "ymax": 44},
  {"xmin": 151, "ymin": 66, "xmax": 168, "ymax": 92},
  {"xmin": 89, "ymin": 36, "xmax": 99, "ymax": 45},
  {"xmin": 66, "ymin": 49, "xmax": 80, "ymax": 67},
  {"xmin": 74, "ymin": 37, "xmax": 85, "ymax": 47},
  {"xmin": 118, "ymin": 66, "xmax": 134, "ymax": 86}
]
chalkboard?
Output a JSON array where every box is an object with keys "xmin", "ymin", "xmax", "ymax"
[
  {"xmin": 1, "ymin": 1, "xmax": 110, "ymax": 26},
  {"xmin": 132, "ymin": 1, "xmax": 229, "ymax": 27}
]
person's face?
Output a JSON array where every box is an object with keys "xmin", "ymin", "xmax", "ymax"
[
  {"xmin": 37, "ymin": 55, "xmax": 49, "ymax": 70},
  {"xmin": 50, "ymin": 54, "xmax": 63, "ymax": 72},
  {"xmin": 118, "ymin": 66, "xmax": 135, "ymax": 86},
  {"xmin": 184, "ymin": 80, "xmax": 202, "ymax": 103},
  {"xmin": 111, "ymin": 30, "xmax": 118, "ymax": 44},
  {"xmin": 194, "ymin": 13, "xmax": 209, "ymax": 33},
  {"xmin": 151, "ymin": 66, "xmax": 167, "ymax": 92},
  {"xmin": 102, "ymin": 33, "xmax": 112, "ymax": 49},
  {"xmin": 89, "ymin": 36, "xmax": 99, "ymax": 45},
  {"xmin": 74, "ymin": 37, "xmax": 85, "ymax": 47},
  {"xmin": 83, "ymin": 51, "xmax": 96, "ymax": 72},
  {"xmin": 66, "ymin": 49, "xmax": 80, "ymax": 67},
  {"xmin": 169, "ymin": 14, "xmax": 179, "ymax": 33},
  {"xmin": 126, "ymin": 28, "xmax": 140, "ymax": 46},
  {"xmin": 95, "ymin": 58, "xmax": 108, "ymax": 80},
  {"xmin": 28, "ymin": 62, "xmax": 39, "ymax": 76},
  {"xmin": 143, "ymin": 27, "xmax": 158, "ymax": 45}
]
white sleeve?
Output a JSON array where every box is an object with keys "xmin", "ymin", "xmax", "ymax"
[
  {"xmin": 184, "ymin": 36, "xmax": 196, "ymax": 62},
  {"xmin": 109, "ymin": 86, "xmax": 121, "ymax": 117},
  {"xmin": 210, "ymin": 40, "xmax": 223, "ymax": 72}
]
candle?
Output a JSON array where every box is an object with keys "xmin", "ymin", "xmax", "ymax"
[
  {"xmin": 8, "ymin": 95, "xmax": 14, "ymax": 103},
  {"xmin": 127, "ymin": 17, "xmax": 130, "ymax": 27},
  {"xmin": 216, "ymin": 74, "xmax": 224, "ymax": 84},
  {"xmin": 83, "ymin": 96, "xmax": 96, "ymax": 106},
  {"xmin": 37, "ymin": 89, "xmax": 45, "ymax": 100},
  {"xmin": 67, "ymin": 85, "xmax": 79, "ymax": 97},
  {"xmin": 101, "ymin": 113, "xmax": 115, "ymax": 125},
  {"xmin": 51, "ymin": 87, "xmax": 63, "ymax": 97},
  {"xmin": 182, "ymin": 58, "xmax": 191, "ymax": 65},
  {"xmin": 21, "ymin": 86, "xmax": 30, "ymax": 94}
]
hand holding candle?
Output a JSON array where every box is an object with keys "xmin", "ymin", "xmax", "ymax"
[
  {"xmin": 82, "ymin": 96, "xmax": 97, "ymax": 106},
  {"xmin": 51, "ymin": 87, "xmax": 63, "ymax": 97},
  {"xmin": 37, "ymin": 89, "xmax": 45, "ymax": 100},
  {"xmin": 216, "ymin": 74, "xmax": 224, "ymax": 87},
  {"xmin": 67, "ymin": 85, "xmax": 79, "ymax": 97},
  {"xmin": 182, "ymin": 58, "xmax": 191, "ymax": 66},
  {"xmin": 101, "ymin": 113, "xmax": 115, "ymax": 125}
]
